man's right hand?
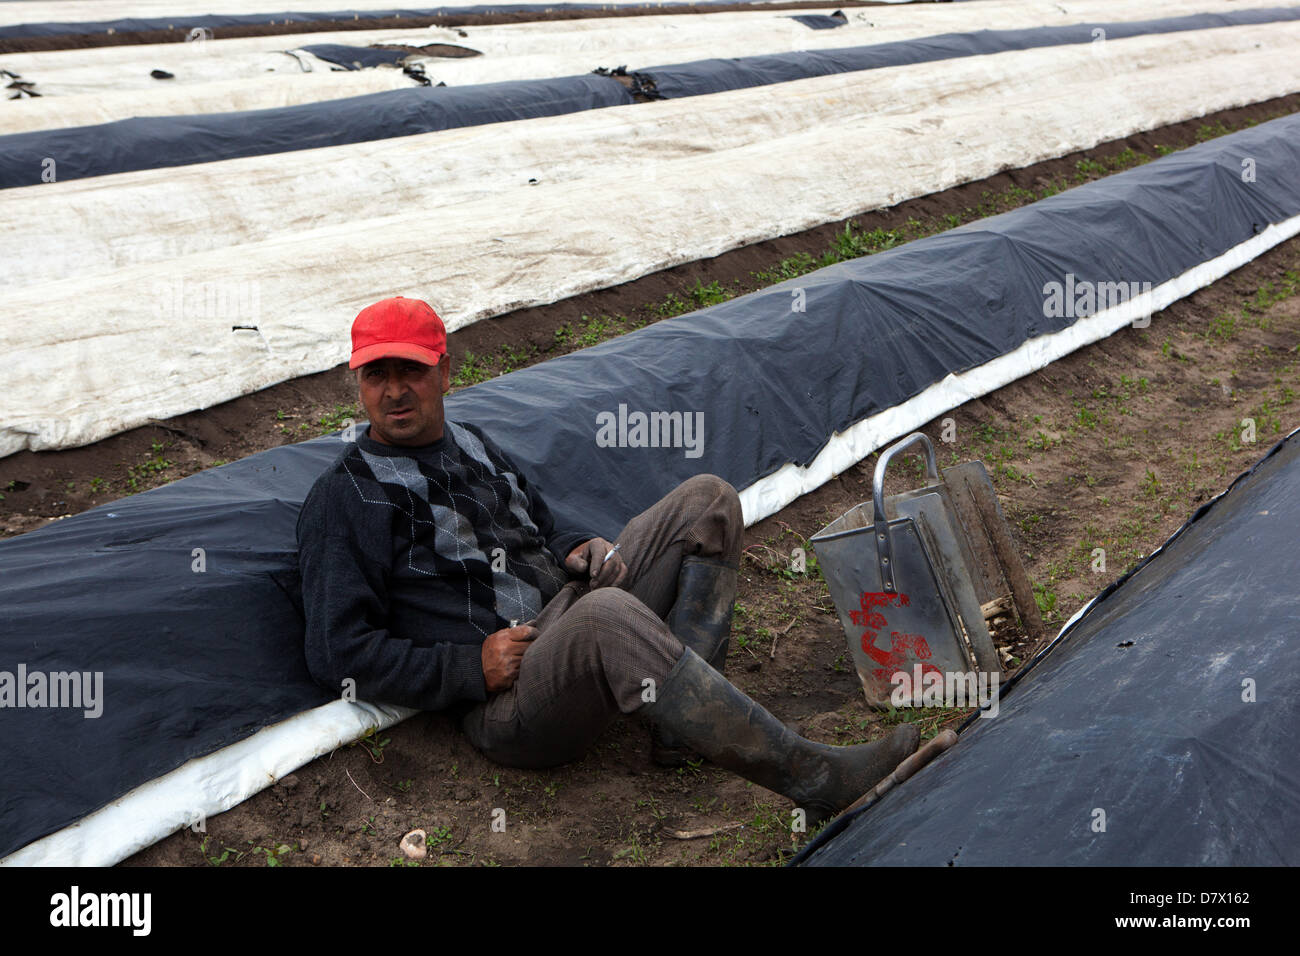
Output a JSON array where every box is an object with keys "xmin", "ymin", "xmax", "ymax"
[{"xmin": 481, "ymin": 624, "xmax": 539, "ymax": 693}]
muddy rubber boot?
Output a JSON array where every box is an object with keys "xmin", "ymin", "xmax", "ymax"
[
  {"xmin": 650, "ymin": 556, "xmax": 738, "ymax": 768},
  {"xmin": 646, "ymin": 648, "xmax": 921, "ymax": 825}
]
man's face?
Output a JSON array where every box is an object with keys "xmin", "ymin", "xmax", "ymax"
[{"xmin": 356, "ymin": 355, "xmax": 451, "ymax": 447}]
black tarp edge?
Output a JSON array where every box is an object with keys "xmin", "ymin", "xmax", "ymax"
[
  {"xmin": 787, "ymin": 13, "xmax": 846, "ymax": 30},
  {"xmin": 299, "ymin": 42, "xmax": 410, "ymax": 69},
  {"xmin": 2, "ymin": 114, "xmax": 1299, "ymax": 859}
]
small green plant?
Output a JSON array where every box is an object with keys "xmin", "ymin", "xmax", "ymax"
[
  {"xmin": 318, "ymin": 404, "xmax": 357, "ymax": 433},
  {"xmin": 1033, "ymin": 581, "xmax": 1058, "ymax": 619},
  {"xmin": 125, "ymin": 443, "xmax": 175, "ymax": 489},
  {"xmin": 1026, "ymin": 430, "xmax": 1060, "ymax": 451},
  {"xmin": 688, "ymin": 279, "xmax": 733, "ymax": 308},
  {"xmin": 199, "ymin": 836, "xmax": 243, "ymax": 867},
  {"xmin": 612, "ymin": 835, "xmax": 647, "ymax": 864},
  {"xmin": 652, "ymin": 293, "xmax": 691, "ymax": 318},
  {"xmin": 1205, "ymin": 312, "xmax": 1237, "ymax": 341},
  {"xmin": 1075, "ymin": 157, "xmax": 1106, "ymax": 180},
  {"xmin": 676, "ymin": 757, "xmax": 704, "ymax": 777},
  {"xmin": 752, "ymin": 252, "xmax": 817, "ymax": 284},
  {"xmin": 879, "ymin": 703, "xmax": 968, "ymax": 739},
  {"xmin": 426, "ymin": 825, "xmax": 454, "ymax": 849},
  {"xmin": 451, "ymin": 352, "xmax": 490, "ymax": 387},
  {"xmin": 1195, "ymin": 121, "xmax": 1231, "ymax": 142},
  {"xmin": 352, "ymin": 729, "xmax": 391, "ymax": 762},
  {"xmin": 498, "ymin": 344, "xmax": 535, "ymax": 373},
  {"xmin": 250, "ymin": 842, "xmax": 292, "ymax": 867}
]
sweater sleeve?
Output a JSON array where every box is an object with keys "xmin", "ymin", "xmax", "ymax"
[{"xmin": 296, "ymin": 475, "xmax": 487, "ymax": 711}]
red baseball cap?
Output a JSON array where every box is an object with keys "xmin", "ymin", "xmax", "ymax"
[{"xmin": 349, "ymin": 296, "xmax": 447, "ymax": 369}]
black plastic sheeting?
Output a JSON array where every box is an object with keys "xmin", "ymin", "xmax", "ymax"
[
  {"xmin": 0, "ymin": 2, "xmax": 743, "ymax": 39},
  {"xmin": 2, "ymin": 114, "xmax": 1299, "ymax": 859},
  {"xmin": 300, "ymin": 43, "xmax": 410, "ymax": 69},
  {"xmin": 634, "ymin": 7, "xmax": 1300, "ymax": 97},
  {"xmin": 0, "ymin": 74, "xmax": 631, "ymax": 188},
  {"xmin": 788, "ymin": 13, "xmax": 846, "ymax": 30},
  {"xmin": 798, "ymin": 428, "xmax": 1300, "ymax": 866}
]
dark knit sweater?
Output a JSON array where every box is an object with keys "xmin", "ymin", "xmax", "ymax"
[{"xmin": 296, "ymin": 421, "xmax": 595, "ymax": 711}]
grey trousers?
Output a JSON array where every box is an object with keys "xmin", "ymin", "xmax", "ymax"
[{"xmin": 460, "ymin": 474, "xmax": 744, "ymax": 769}]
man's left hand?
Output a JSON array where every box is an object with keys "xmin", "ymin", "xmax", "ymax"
[{"xmin": 566, "ymin": 537, "xmax": 627, "ymax": 589}]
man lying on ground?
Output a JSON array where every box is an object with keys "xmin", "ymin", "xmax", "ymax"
[{"xmin": 296, "ymin": 296, "xmax": 919, "ymax": 823}]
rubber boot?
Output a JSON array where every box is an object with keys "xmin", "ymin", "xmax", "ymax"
[
  {"xmin": 646, "ymin": 647, "xmax": 921, "ymax": 825},
  {"xmin": 650, "ymin": 556, "xmax": 737, "ymax": 767},
  {"xmin": 666, "ymin": 555, "xmax": 737, "ymax": 669}
]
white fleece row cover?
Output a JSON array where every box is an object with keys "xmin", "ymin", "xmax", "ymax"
[
  {"xmin": 4, "ymin": 20, "xmax": 1295, "ymax": 292},
  {"xmin": 3, "ymin": 113, "xmax": 1298, "ymax": 866},
  {"xmin": 0, "ymin": 0, "xmax": 1235, "ymax": 112},
  {"xmin": 4, "ymin": 22, "xmax": 1300, "ymax": 456}
]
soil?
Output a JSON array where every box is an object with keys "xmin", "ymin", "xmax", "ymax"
[
  {"xmin": 0, "ymin": 2, "xmax": 882, "ymax": 55},
  {"xmin": 4, "ymin": 96, "xmax": 1298, "ymax": 866}
]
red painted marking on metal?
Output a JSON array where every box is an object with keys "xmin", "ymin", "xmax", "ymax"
[{"xmin": 854, "ymin": 591, "xmax": 937, "ymax": 681}]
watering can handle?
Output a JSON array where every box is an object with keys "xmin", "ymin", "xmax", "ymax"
[
  {"xmin": 872, "ymin": 433, "xmax": 939, "ymax": 525},
  {"xmin": 871, "ymin": 432, "xmax": 939, "ymax": 593}
]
